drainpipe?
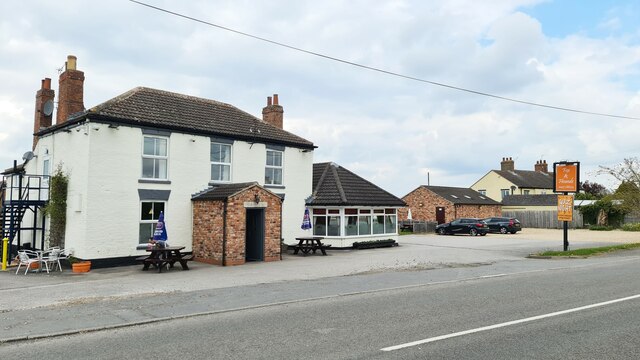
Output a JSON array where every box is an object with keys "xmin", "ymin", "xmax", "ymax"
[
  {"xmin": 279, "ymin": 200, "xmax": 283, "ymax": 260},
  {"xmin": 222, "ymin": 199, "xmax": 227, "ymax": 267}
]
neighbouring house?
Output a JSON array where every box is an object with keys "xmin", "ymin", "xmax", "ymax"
[
  {"xmin": 471, "ymin": 157, "xmax": 554, "ymax": 202},
  {"xmin": 305, "ymin": 162, "xmax": 405, "ymax": 248},
  {"xmin": 4, "ymin": 55, "xmax": 317, "ymax": 266},
  {"xmin": 401, "ymin": 185, "xmax": 501, "ymax": 224}
]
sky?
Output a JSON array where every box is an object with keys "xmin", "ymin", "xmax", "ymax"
[{"xmin": 1, "ymin": 0, "xmax": 639, "ymax": 197}]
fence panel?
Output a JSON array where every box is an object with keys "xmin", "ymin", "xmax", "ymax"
[{"xmin": 502, "ymin": 210, "xmax": 583, "ymax": 229}]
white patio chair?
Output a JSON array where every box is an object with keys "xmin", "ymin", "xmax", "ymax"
[
  {"xmin": 42, "ymin": 248, "xmax": 63, "ymax": 272},
  {"xmin": 15, "ymin": 250, "xmax": 49, "ymax": 275}
]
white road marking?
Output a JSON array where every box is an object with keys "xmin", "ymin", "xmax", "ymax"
[
  {"xmin": 381, "ymin": 293, "xmax": 640, "ymax": 352},
  {"xmin": 479, "ymin": 274, "xmax": 506, "ymax": 278}
]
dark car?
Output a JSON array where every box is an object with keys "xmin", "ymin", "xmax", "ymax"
[
  {"xmin": 482, "ymin": 217, "xmax": 522, "ymax": 234},
  {"xmin": 435, "ymin": 218, "xmax": 488, "ymax": 236}
]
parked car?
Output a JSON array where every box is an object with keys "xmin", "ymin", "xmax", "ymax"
[
  {"xmin": 435, "ymin": 218, "xmax": 488, "ymax": 236},
  {"xmin": 482, "ymin": 217, "xmax": 522, "ymax": 234}
]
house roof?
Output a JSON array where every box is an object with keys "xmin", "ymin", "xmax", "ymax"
[
  {"xmin": 308, "ymin": 162, "xmax": 405, "ymax": 207},
  {"xmin": 191, "ymin": 182, "xmax": 260, "ymax": 201},
  {"xmin": 494, "ymin": 170, "xmax": 553, "ymax": 189},
  {"xmin": 38, "ymin": 87, "xmax": 315, "ymax": 150},
  {"xmin": 502, "ymin": 194, "xmax": 558, "ymax": 206},
  {"xmin": 422, "ymin": 186, "xmax": 500, "ymax": 205}
]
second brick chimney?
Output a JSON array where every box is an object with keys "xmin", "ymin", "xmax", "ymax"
[
  {"xmin": 262, "ymin": 94, "xmax": 283, "ymax": 129},
  {"xmin": 33, "ymin": 78, "xmax": 55, "ymax": 149},
  {"xmin": 500, "ymin": 157, "xmax": 515, "ymax": 171},
  {"xmin": 56, "ymin": 55, "xmax": 85, "ymax": 125},
  {"xmin": 534, "ymin": 160, "xmax": 548, "ymax": 173}
]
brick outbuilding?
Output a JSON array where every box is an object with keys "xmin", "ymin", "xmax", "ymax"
[
  {"xmin": 192, "ymin": 182, "xmax": 282, "ymax": 266},
  {"xmin": 400, "ymin": 186, "xmax": 501, "ymax": 224}
]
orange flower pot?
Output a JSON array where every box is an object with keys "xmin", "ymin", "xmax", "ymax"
[
  {"xmin": 71, "ymin": 261, "xmax": 91, "ymax": 273},
  {"xmin": 29, "ymin": 262, "xmax": 40, "ymax": 270}
]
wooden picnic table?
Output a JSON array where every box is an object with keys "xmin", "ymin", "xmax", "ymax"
[
  {"xmin": 139, "ymin": 246, "xmax": 193, "ymax": 273},
  {"xmin": 293, "ymin": 237, "xmax": 330, "ymax": 256}
]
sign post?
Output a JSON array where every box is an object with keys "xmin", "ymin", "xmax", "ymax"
[{"xmin": 553, "ymin": 162, "xmax": 580, "ymax": 251}]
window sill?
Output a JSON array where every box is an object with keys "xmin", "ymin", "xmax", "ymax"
[
  {"xmin": 264, "ymin": 184, "xmax": 285, "ymax": 189},
  {"xmin": 138, "ymin": 179, "xmax": 171, "ymax": 184},
  {"xmin": 208, "ymin": 181, "xmax": 232, "ymax": 186}
]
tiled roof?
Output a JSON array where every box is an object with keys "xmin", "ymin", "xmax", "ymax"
[
  {"xmin": 308, "ymin": 162, "xmax": 405, "ymax": 207},
  {"xmin": 502, "ymin": 194, "xmax": 558, "ymax": 206},
  {"xmin": 40, "ymin": 87, "xmax": 315, "ymax": 149},
  {"xmin": 423, "ymin": 186, "xmax": 500, "ymax": 205},
  {"xmin": 191, "ymin": 182, "xmax": 259, "ymax": 201},
  {"xmin": 494, "ymin": 170, "xmax": 553, "ymax": 189}
]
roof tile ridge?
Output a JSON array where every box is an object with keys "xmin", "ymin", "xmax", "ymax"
[
  {"xmin": 139, "ymin": 86, "xmax": 234, "ymax": 108},
  {"xmin": 331, "ymin": 164, "xmax": 348, "ymax": 203},
  {"xmin": 312, "ymin": 163, "xmax": 331, "ymax": 198}
]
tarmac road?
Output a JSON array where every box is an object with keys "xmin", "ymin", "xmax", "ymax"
[{"xmin": 0, "ymin": 229, "xmax": 638, "ymax": 343}]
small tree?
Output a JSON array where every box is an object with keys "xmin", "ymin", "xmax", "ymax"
[
  {"xmin": 44, "ymin": 164, "xmax": 68, "ymax": 248},
  {"xmin": 576, "ymin": 180, "xmax": 609, "ymax": 200},
  {"xmin": 599, "ymin": 158, "xmax": 640, "ymax": 217},
  {"xmin": 578, "ymin": 198, "xmax": 627, "ymax": 227}
]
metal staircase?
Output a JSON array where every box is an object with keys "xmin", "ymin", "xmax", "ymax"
[{"xmin": 1, "ymin": 172, "xmax": 49, "ymax": 259}]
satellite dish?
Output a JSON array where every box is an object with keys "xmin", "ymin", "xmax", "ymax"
[
  {"xmin": 43, "ymin": 100, "xmax": 54, "ymax": 116},
  {"xmin": 22, "ymin": 151, "xmax": 35, "ymax": 161}
]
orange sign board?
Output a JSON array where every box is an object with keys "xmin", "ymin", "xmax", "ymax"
[
  {"xmin": 557, "ymin": 195, "xmax": 574, "ymax": 222},
  {"xmin": 554, "ymin": 163, "xmax": 579, "ymax": 192}
]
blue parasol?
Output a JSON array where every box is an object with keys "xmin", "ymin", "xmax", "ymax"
[
  {"xmin": 301, "ymin": 207, "xmax": 312, "ymax": 230},
  {"xmin": 153, "ymin": 211, "xmax": 168, "ymax": 241}
]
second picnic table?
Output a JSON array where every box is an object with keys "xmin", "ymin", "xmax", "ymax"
[
  {"xmin": 293, "ymin": 236, "xmax": 330, "ymax": 256},
  {"xmin": 140, "ymin": 246, "xmax": 193, "ymax": 273}
]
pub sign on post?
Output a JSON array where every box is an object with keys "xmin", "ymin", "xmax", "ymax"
[{"xmin": 553, "ymin": 162, "xmax": 580, "ymax": 193}]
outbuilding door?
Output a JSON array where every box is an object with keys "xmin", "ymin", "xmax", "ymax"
[
  {"xmin": 436, "ymin": 207, "xmax": 446, "ymax": 224},
  {"xmin": 245, "ymin": 208, "xmax": 265, "ymax": 262}
]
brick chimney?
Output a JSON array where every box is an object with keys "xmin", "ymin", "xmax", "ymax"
[
  {"xmin": 262, "ymin": 94, "xmax": 283, "ymax": 129},
  {"xmin": 56, "ymin": 55, "xmax": 85, "ymax": 125},
  {"xmin": 534, "ymin": 160, "xmax": 548, "ymax": 173},
  {"xmin": 33, "ymin": 78, "xmax": 55, "ymax": 149},
  {"xmin": 500, "ymin": 157, "xmax": 515, "ymax": 171}
]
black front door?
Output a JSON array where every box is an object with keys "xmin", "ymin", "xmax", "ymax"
[
  {"xmin": 245, "ymin": 209, "xmax": 265, "ymax": 262},
  {"xmin": 436, "ymin": 207, "xmax": 446, "ymax": 224}
]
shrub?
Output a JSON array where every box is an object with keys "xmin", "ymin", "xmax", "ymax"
[
  {"xmin": 588, "ymin": 225, "xmax": 614, "ymax": 231},
  {"xmin": 622, "ymin": 223, "xmax": 640, "ymax": 232}
]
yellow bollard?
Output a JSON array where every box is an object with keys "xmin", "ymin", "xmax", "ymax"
[{"xmin": 1, "ymin": 237, "xmax": 8, "ymax": 271}]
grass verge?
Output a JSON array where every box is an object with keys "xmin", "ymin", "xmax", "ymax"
[{"xmin": 536, "ymin": 243, "xmax": 640, "ymax": 257}]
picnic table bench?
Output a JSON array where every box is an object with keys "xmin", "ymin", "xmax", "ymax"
[
  {"xmin": 293, "ymin": 237, "xmax": 330, "ymax": 256},
  {"xmin": 137, "ymin": 246, "xmax": 193, "ymax": 273}
]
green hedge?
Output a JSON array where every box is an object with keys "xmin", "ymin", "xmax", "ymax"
[
  {"xmin": 622, "ymin": 223, "xmax": 640, "ymax": 232},
  {"xmin": 588, "ymin": 225, "xmax": 614, "ymax": 231}
]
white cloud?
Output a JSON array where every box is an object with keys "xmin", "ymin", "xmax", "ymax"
[{"xmin": 0, "ymin": 0, "xmax": 638, "ymax": 193}]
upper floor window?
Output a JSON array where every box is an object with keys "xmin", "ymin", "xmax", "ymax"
[
  {"xmin": 500, "ymin": 189, "xmax": 510, "ymax": 199},
  {"xmin": 142, "ymin": 136, "xmax": 168, "ymax": 179},
  {"xmin": 478, "ymin": 189, "xmax": 486, "ymax": 195},
  {"xmin": 210, "ymin": 142, "xmax": 231, "ymax": 182},
  {"xmin": 265, "ymin": 149, "xmax": 283, "ymax": 185}
]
